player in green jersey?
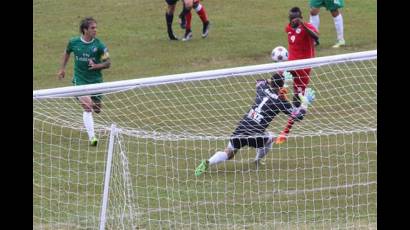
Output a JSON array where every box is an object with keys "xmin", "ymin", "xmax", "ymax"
[
  {"xmin": 57, "ymin": 17, "xmax": 111, "ymax": 146},
  {"xmin": 309, "ymin": 0, "xmax": 345, "ymax": 48}
]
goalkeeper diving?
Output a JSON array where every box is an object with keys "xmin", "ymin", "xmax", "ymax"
[{"xmin": 195, "ymin": 72, "xmax": 315, "ymax": 176}]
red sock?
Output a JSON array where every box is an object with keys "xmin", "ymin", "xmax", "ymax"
[
  {"xmin": 195, "ymin": 4, "xmax": 208, "ymax": 23},
  {"xmin": 186, "ymin": 10, "xmax": 192, "ymax": 31},
  {"xmin": 281, "ymin": 117, "xmax": 295, "ymax": 136}
]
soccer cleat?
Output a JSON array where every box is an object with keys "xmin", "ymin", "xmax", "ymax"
[
  {"xmin": 90, "ymin": 137, "xmax": 98, "ymax": 146},
  {"xmin": 201, "ymin": 21, "xmax": 210, "ymax": 38},
  {"xmin": 167, "ymin": 29, "xmax": 178, "ymax": 40},
  {"xmin": 254, "ymin": 158, "xmax": 266, "ymax": 169},
  {"xmin": 332, "ymin": 39, "xmax": 345, "ymax": 48},
  {"xmin": 195, "ymin": 160, "xmax": 209, "ymax": 176},
  {"xmin": 182, "ymin": 29, "xmax": 193, "ymax": 41},
  {"xmin": 275, "ymin": 133, "xmax": 287, "ymax": 144}
]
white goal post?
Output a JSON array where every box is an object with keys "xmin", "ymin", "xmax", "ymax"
[{"xmin": 33, "ymin": 50, "xmax": 377, "ymax": 229}]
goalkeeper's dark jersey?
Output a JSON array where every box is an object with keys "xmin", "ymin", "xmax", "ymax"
[{"xmin": 233, "ymin": 80, "xmax": 295, "ymax": 136}]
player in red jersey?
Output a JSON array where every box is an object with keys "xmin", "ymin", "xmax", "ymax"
[
  {"xmin": 276, "ymin": 7, "xmax": 319, "ymax": 144},
  {"xmin": 179, "ymin": 0, "xmax": 210, "ymax": 41}
]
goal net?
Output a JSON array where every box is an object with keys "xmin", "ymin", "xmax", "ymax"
[{"xmin": 33, "ymin": 50, "xmax": 377, "ymax": 229}]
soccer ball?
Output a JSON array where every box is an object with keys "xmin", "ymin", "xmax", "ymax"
[{"xmin": 271, "ymin": 46, "xmax": 288, "ymax": 62}]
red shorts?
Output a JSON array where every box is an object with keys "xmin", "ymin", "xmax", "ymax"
[{"xmin": 291, "ymin": 68, "xmax": 311, "ymax": 95}]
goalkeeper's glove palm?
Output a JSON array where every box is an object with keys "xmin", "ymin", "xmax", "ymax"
[{"xmin": 298, "ymin": 88, "xmax": 316, "ymax": 108}]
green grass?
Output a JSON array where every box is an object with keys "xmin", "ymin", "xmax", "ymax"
[
  {"xmin": 33, "ymin": 0, "xmax": 377, "ymax": 229},
  {"xmin": 33, "ymin": 0, "xmax": 377, "ymax": 90}
]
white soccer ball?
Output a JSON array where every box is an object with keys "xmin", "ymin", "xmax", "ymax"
[{"xmin": 271, "ymin": 46, "xmax": 288, "ymax": 62}]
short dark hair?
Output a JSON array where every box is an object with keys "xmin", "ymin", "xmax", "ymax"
[
  {"xmin": 270, "ymin": 73, "xmax": 284, "ymax": 88},
  {"xmin": 289, "ymin": 7, "xmax": 302, "ymax": 18},
  {"xmin": 79, "ymin": 17, "xmax": 97, "ymax": 34}
]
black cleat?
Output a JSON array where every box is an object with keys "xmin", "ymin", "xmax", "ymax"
[
  {"xmin": 168, "ymin": 30, "xmax": 178, "ymax": 40},
  {"xmin": 201, "ymin": 21, "xmax": 210, "ymax": 38},
  {"xmin": 182, "ymin": 29, "xmax": 192, "ymax": 41}
]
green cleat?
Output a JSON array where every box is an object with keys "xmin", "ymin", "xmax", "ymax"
[
  {"xmin": 332, "ymin": 39, "xmax": 345, "ymax": 48},
  {"xmin": 90, "ymin": 137, "xmax": 98, "ymax": 146},
  {"xmin": 195, "ymin": 160, "xmax": 209, "ymax": 176}
]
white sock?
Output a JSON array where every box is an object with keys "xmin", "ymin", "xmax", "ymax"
[
  {"xmin": 208, "ymin": 151, "xmax": 228, "ymax": 165},
  {"xmin": 194, "ymin": 3, "xmax": 202, "ymax": 12},
  {"xmin": 83, "ymin": 111, "xmax": 95, "ymax": 141},
  {"xmin": 310, "ymin": 14, "xmax": 320, "ymax": 30},
  {"xmin": 333, "ymin": 14, "xmax": 344, "ymax": 41}
]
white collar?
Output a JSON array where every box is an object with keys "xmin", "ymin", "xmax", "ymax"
[{"xmin": 80, "ymin": 36, "xmax": 94, "ymax": 44}]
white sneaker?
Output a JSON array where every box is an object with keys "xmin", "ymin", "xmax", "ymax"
[{"xmin": 332, "ymin": 39, "xmax": 345, "ymax": 48}]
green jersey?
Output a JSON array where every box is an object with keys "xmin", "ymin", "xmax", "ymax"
[{"xmin": 66, "ymin": 36, "xmax": 109, "ymax": 86}]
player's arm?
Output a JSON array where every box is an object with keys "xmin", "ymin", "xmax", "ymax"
[
  {"xmin": 57, "ymin": 47, "xmax": 71, "ymax": 80},
  {"xmin": 89, "ymin": 48, "xmax": 111, "ymax": 70},
  {"xmin": 294, "ymin": 18, "xmax": 319, "ymax": 41}
]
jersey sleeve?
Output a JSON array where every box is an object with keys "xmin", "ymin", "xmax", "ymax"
[
  {"xmin": 98, "ymin": 41, "xmax": 109, "ymax": 61},
  {"xmin": 304, "ymin": 22, "xmax": 319, "ymax": 34},
  {"xmin": 65, "ymin": 39, "xmax": 73, "ymax": 54}
]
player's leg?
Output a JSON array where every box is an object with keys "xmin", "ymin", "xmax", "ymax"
[
  {"xmin": 254, "ymin": 133, "xmax": 274, "ymax": 168},
  {"xmin": 79, "ymin": 96, "xmax": 98, "ymax": 146},
  {"xmin": 193, "ymin": 0, "xmax": 210, "ymax": 38},
  {"xmin": 165, "ymin": 0, "xmax": 178, "ymax": 40},
  {"xmin": 329, "ymin": 1, "xmax": 345, "ymax": 48},
  {"xmin": 276, "ymin": 69, "xmax": 311, "ymax": 144},
  {"xmin": 195, "ymin": 138, "xmax": 240, "ymax": 176},
  {"xmin": 309, "ymin": 0, "xmax": 323, "ymax": 46},
  {"xmin": 182, "ymin": 0, "xmax": 193, "ymax": 41},
  {"xmin": 91, "ymin": 95, "xmax": 102, "ymax": 114}
]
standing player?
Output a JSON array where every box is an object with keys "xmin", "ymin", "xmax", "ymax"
[
  {"xmin": 194, "ymin": 73, "xmax": 315, "ymax": 176},
  {"xmin": 276, "ymin": 7, "xmax": 318, "ymax": 144},
  {"xmin": 309, "ymin": 0, "xmax": 345, "ymax": 48},
  {"xmin": 179, "ymin": 0, "xmax": 210, "ymax": 41},
  {"xmin": 165, "ymin": 0, "xmax": 182, "ymax": 40},
  {"xmin": 57, "ymin": 17, "xmax": 111, "ymax": 146}
]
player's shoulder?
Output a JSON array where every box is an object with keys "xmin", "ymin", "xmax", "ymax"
[
  {"xmin": 304, "ymin": 22, "xmax": 319, "ymax": 32},
  {"xmin": 69, "ymin": 36, "xmax": 81, "ymax": 43}
]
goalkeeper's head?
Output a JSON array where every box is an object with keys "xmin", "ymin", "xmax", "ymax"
[{"xmin": 270, "ymin": 72, "xmax": 285, "ymax": 89}]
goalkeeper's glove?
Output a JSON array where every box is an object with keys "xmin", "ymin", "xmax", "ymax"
[
  {"xmin": 298, "ymin": 88, "xmax": 316, "ymax": 109},
  {"xmin": 282, "ymin": 71, "xmax": 293, "ymax": 88}
]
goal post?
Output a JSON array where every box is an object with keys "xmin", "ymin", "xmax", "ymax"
[{"xmin": 33, "ymin": 50, "xmax": 377, "ymax": 229}]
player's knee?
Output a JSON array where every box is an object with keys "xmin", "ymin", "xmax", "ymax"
[
  {"xmin": 310, "ymin": 8, "xmax": 319, "ymax": 16},
  {"xmin": 331, "ymin": 10, "xmax": 340, "ymax": 17}
]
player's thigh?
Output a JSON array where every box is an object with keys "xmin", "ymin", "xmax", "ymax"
[
  {"xmin": 246, "ymin": 137, "xmax": 266, "ymax": 149},
  {"xmin": 309, "ymin": 0, "xmax": 326, "ymax": 9},
  {"xmin": 324, "ymin": 0, "xmax": 344, "ymax": 11},
  {"xmin": 292, "ymin": 69, "xmax": 311, "ymax": 94},
  {"xmin": 78, "ymin": 96, "xmax": 93, "ymax": 111},
  {"xmin": 165, "ymin": 0, "xmax": 178, "ymax": 5},
  {"xmin": 91, "ymin": 95, "xmax": 103, "ymax": 113}
]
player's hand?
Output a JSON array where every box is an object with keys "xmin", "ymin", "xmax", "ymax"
[
  {"xmin": 57, "ymin": 69, "xmax": 65, "ymax": 80},
  {"xmin": 88, "ymin": 59, "xmax": 98, "ymax": 70},
  {"xmin": 299, "ymin": 88, "xmax": 316, "ymax": 107},
  {"xmin": 291, "ymin": 17, "xmax": 303, "ymax": 25}
]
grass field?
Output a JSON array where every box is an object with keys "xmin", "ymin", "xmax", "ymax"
[{"xmin": 33, "ymin": 0, "xmax": 377, "ymax": 229}]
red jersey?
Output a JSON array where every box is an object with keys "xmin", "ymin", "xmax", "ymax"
[{"xmin": 285, "ymin": 22, "xmax": 318, "ymax": 61}]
